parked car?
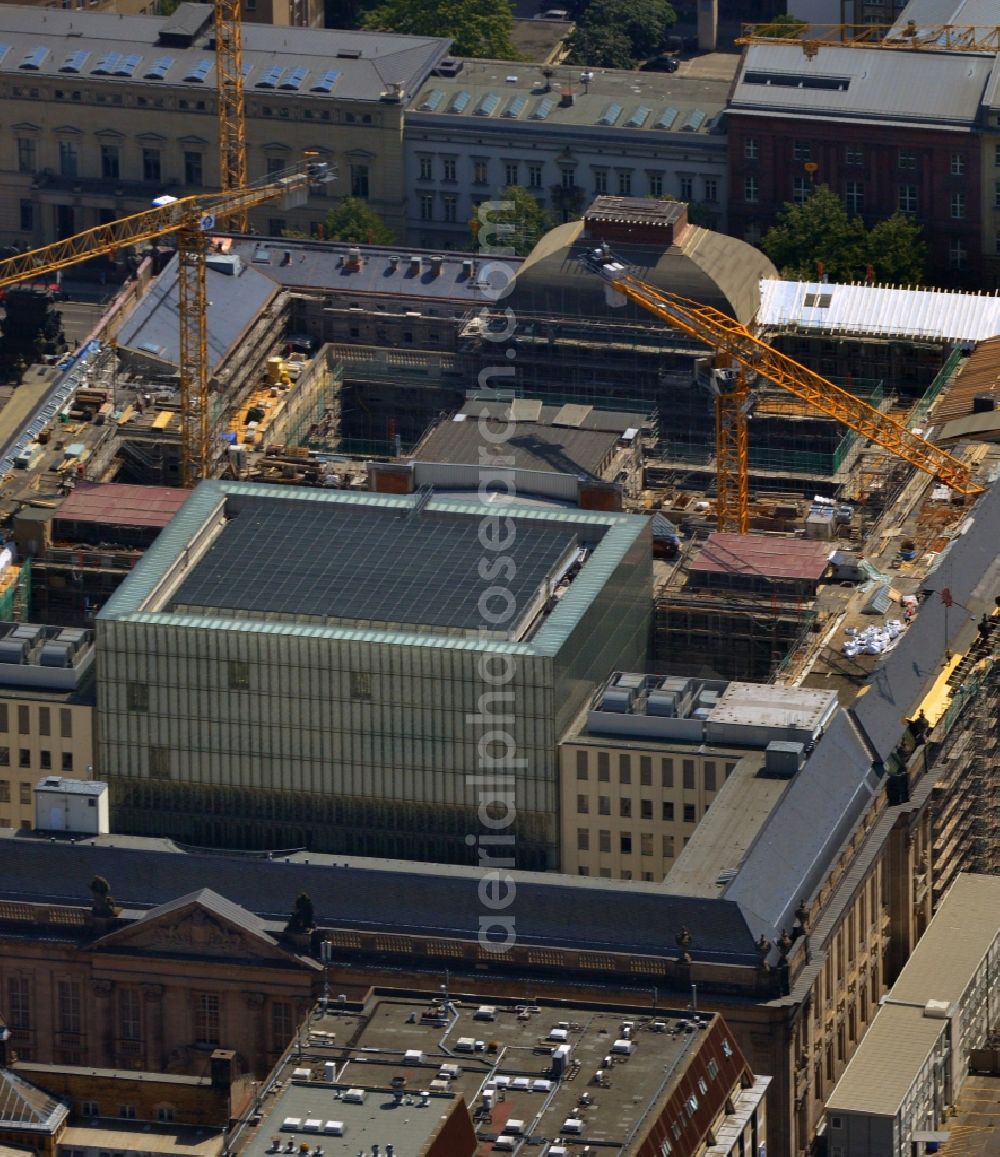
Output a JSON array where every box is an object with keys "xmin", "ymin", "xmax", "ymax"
[{"xmin": 641, "ymin": 54, "xmax": 679, "ymax": 73}]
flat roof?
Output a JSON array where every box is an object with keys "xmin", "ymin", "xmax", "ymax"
[
  {"xmin": 713, "ymin": 682, "xmax": 837, "ymax": 729},
  {"xmin": 689, "ymin": 532, "xmax": 831, "ymax": 582},
  {"xmin": 407, "ymin": 56, "xmax": 730, "ymax": 137},
  {"xmin": 758, "ymin": 279, "xmax": 1000, "ymax": 343},
  {"xmin": 34, "ymin": 777, "xmax": 105, "ymax": 796},
  {"xmin": 413, "ymin": 415, "xmax": 619, "ymax": 479},
  {"xmin": 167, "ymin": 495, "xmax": 579, "ymax": 636},
  {"xmin": 61, "ymin": 1123, "xmax": 223, "ymax": 1157},
  {"xmin": 55, "ymin": 483, "xmax": 188, "ymax": 530}
]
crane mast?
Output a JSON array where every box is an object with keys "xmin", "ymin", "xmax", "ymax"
[
  {"xmin": 0, "ymin": 171, "xmax": 321, "ymax": 487},
  {"xmin": 589, "ymin": 254, "xmax": 984, "ymax": 532},
  {"xmin": 214, "ymin": 0, "xmax": 249, "ymax": 231}
]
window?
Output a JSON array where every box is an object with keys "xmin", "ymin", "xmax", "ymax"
[
  {"xmin": 19, "ymin": 783, "xmax": 30, "ymax": 805},
  {"xmin": 707, "ymin": 1058, "xmax": 719, "ymax": 1079},
  {"xmin": 845, "ymin": 144, "xmax": 864, "ymax": 166},
  {"xmin": 184, "ymin": 151, "xmax": 203, "ymax": 186},
  {"xmin": 18, "ymin": 706, "xmax": 29, "ymax": 735},
  {"xmin": 119, "ymin": 1105, "xmax": 136, "ymax": 1120},
  {"xmin": 157, "ymin": 1106, "xmax": 176, "ymax": 1124},
  {"xmin": 0, "ymin": 780, "xmax": 7, "ymax": 802},
  {"xmin": 703, "ymin": 177, "xmax": 718, "ymax": 203},
  {"xmin": 662, "ymin": 834, "xmax": 675, "ymax": 857},
  {"xmin": 17, "ymin": 137, "xmax": 36, "ymax": 174},
  {"xmin": 18, "ymin": 750, "xmax": 30, "ymax": 770},
  {"xmin": 350, "ymin": 672, "xmax": 372, "ymax": 701},
  {"xmin": 640, "ymin": 757, "xmax": 651, "ymax": 786},
  {"xmin": 60, "ymin": 709, "xmax": 72, "ymax": 739},
  {"xmin": 57, "ymin": 980, "xmax": 82, "ymax": 1034},
  {"xmin": 560, "ymin": 168, "xmax": 576, "ymax": 189},
  {"xmin": 898, "ymin": 185, "xmax": 917, "ymax": 214},
  {"xmin": 995, "ymin": 180, "xmax": 1000, "ymax": 209},
  {"xmin": 743, "ymin": 175, "xmax": 759, "ymax": 203},
  {"xmin": 127, "ymin": 683, "xmax": 149, "ymax": 712},
  {"xmin": 419, "ymin": 193, "xmax": 434, "ymax": 221},
  {"xmin": 577, "ymin": 828, "xmax": 589, "ymax": 851},
  {"xmin": 648, "ymin": 171, "xmax": 663, "ymax": 197},
  {"xmin": 744, "ymin": 138, "xmax": 759, "ymax": 161},
  {"xmin": 640, "ymin": 799, "xmax": 653, "ymax": 820},
  {"xmin": 0, "ymin": 752, "xmax": 8, "ymax": 771},
  {"xmin": 682, "ymin": 760, "xmax": 695, "ymax": 790},
  {"xmin": 597, "ymin": 752, "xmax": 610, "ymax": 782},
  {"xmin": 950, "ymin": 152, "xmax": 966, "ymax": 176},
  {"xmin": 81, "ymin": 1100, "xmax": 99, "ymax": 1117},
  {"xmin": 149, "ymin": 746, "xmax": 171, "ymax": 779},
  {"xmin": 576, "ymin": 751, "xmax": 588, "ymax": 780},
  {"xmin": 100, "ymin": 144, "xmax": 120, "ymax": 180},
  {"xmin": 19, "ymin": 201, "xmax": 33, "ymax": 232},
  {"xmin": 995, "ymin": 143, "xmax": 1000, "ymax": 167},
  {"xmin": 949, "ymin": 238, "xmax": 968, "ymax": 270},
  {"xmin": 792, "ymin": 176, "xmax": 811, "ymax": 204},
  {"xmin": 594, "ymin": 168, "xmax": 608, "ymax": 194},
  {"xmin": 350, "ymin": 164, "xmax": 369, "ymax": 198},
  {"xmin": 792, "ymin": 141, "xmax": 811, "ymax": 161},
  {"xmin": 951, "ymin": 191, "xmax": 965, "ymax": 219},
  {"xmin": 268, "ymin": 219, "xmax": 285, "ymax": 235},
  {"xmin": 660, "ymin": 758, "xmax": 673, "ymax": 788},
  {"xmin": 418, "ymin": 156, "xmax": 432, "ymax": 181},
  {"xmin": 619, "ymin": 798, "xmax": 631, "ymax": 818},
  {"xmin": 898, "ymin": 149, "xmax": 916, "ymax": 170},
  {"xmin": 8, "ymin": 977, "xmax": 30, "ymax": 1029},
  {"xmin": 194, "ymin": 993, "xmax": 220, "ymax": 1045},
  {"xmin": 640, "ymin": 832, "xmax": 653, "ymax": 857},
  {"xmin": 528, "ymin": 164, "xmax": 543, "ymax": 188},
  {"xmin": 619, "ymin": 755, "xmax": 631, "ymax": 784},
  {"xmin": 598, "ymin": 796, "xmax": 610, "ymax": 815},
  {"xmin": 679, "ymin": 175, "xmax": 692, "ymax": 201},
  {"xmin": 704, "ymin": 762, "xmax": 716, "ymax": 792},
  {"xmin": 0, "ymin": 705, "xmax": 7, "ymax": 733},
  {"xmin": 442, "ymin": 194, "xmax": 457, "ymax": 223},
  {"xmin": 617, "ymin": 171, "xmax": 632, "ymax": 195},
  {"xmin": 266, "ymin": 157, "xmax": 284, "ymax": 179},
  {"xmin": 662, "ymin": 801, "xmax": 674, "ymax": 821},
  {"xmin": 271, "ymin": 1001, "xmax": 292, "ymax": 1052},
  {"xmin": 442, "ymin": 157, "xmax": 456, "ymax": 182},
  {"xmin": 35, "ymin": 707, "xmax": 49, "ymax": 738},
  {"xmin": 40, "ymin": 751, "xmax": 51, "ymax": 771},
  {"xmin": 504, "ymin": 162, "xmax": 518, "ymax": 186},
  {"xmin": 61, "ymin": 753, "xmax": 74, "ymax": 772},
  {"xmin": 473, "ymin": 159, "xmax": 488, "ymax": 185},
  {"xmin": 843, "ymin": 182, "xmax": 864, "ymax": 213},
  {"xmin": 620, "ymin": 833, "xmax": 632, "ymax": 855},
  {"xmin": 576, "ymin": 794, "xmax": 589, "ymax": 814},
  {"xmin": 683, "ymin": 803, "xmax": 696, "ymax": 823},
  {"xmin": 118, "ymin": 987, "xmax": 141, "ymax": 1041},
  {"xmin": 725, "ymin": 762, "xmax": 736, "ymax": 778}
]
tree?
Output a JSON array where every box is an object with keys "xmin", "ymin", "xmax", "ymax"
[
  {"xmin": 755, "ymin": 13, "xmax": 807, "ymax": 38},
  {"xmin": 566, "ymin": 25, "xmax": 636, "ymax": 69},
  {"xmin": 867, "ymin": 213, "xmax": 926, "ymax": 285},
  {"xmin": 567, "ymin": 0, "xmax": 675, "ymax": 66},
  {"xmin": 761, "ymin": 185, "xmax": 926, "ymax": 285},
  {"xmin": 324, "ymin": 198, "xmax": 395, "ymax": 245},
  {"xmin": 761, "ymin": 185, "xmax": 867, "ymax": 282},
  {"xmin": 361, "ymin": 0, "xmax": 516, "ymax": 59},
  {"xmin": 488, "ymin": 186, "xmax": 553, "ymax": 257}
]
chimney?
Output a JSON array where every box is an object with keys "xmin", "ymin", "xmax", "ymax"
[
  {"xmin": 430, "ymin": 255, "xmax": 443, "ymax": 277},
  {"xmin": 559, "ymin": 87, "xmax": 574, "ymax": 107},
  {"xmin": 346, "ymin": 246, "xmax": 362, "ymax": 271},
  {"xmin": 210, "ymin": 1048, "xmax": 236, "ymax": 1090},
  {"xmin": 409, "ymin": 255, "xmax": 422, "ymax": 274},
  {"xmin": 461, "ymin": 258, "xmax": 474, "ymax": 279}
]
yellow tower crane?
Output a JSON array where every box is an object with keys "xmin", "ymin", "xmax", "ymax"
[
  {"xmin": 214, "ymin": 0, "xmax": 249, "ymax": 230},
  {"xmin": 587, "ymin": 251, "xmax": 984, "ymax": 533},
  {"xmin": 736, "ymin": 21, "xmax": 1000, "ymax": 54},
  {"xmin": 0, "ymin": 166, "xmax": 327, "ymax": 486}
]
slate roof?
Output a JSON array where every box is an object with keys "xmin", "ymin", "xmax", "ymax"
[
  {"xmin": 730, "ymin": 42, "xmax": 992, "ymax": 126},
  {"xmin": 130, "ymin": 887, "xmax": 272, "ymax": 940},
  {"xmin": 0, "ymin": 1070, "xmax": 67, "ymax": 1133},
  {"xmin": 0, "ymin": 834, "xmax": 760, "ymax": 965},
  {"xmin": 116, "ymin": 257, "xmax": 277, "ymax": 375}
]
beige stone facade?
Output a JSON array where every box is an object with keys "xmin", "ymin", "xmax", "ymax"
[
  {"xmin": 559, "ymin": 735, "xmax": 737, "ymax": 880},
  {"xmin": 0, "ymin": 691, "xmax": 94, "ymax": 831}
]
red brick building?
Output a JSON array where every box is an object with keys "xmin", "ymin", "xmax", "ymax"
[{"xmin": 727, "ymin": 42, "xmax": 993, "ymax": 288}]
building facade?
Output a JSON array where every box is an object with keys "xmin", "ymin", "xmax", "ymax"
[
  {"xmin": 404, "ymin": 58, "xmax": 731, "ymax": 249},
  {"xmin": 727, "ymin": 42, "xmax": 990, "ymax": 287},
  {"xmin": 0, "ymin": 6, "xmax": 449, "ymax": 247}
]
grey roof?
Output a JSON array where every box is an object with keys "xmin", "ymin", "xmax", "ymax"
[
  {"xmin": 852, "ymin": 478, "xmax": 1000, "ymax": 762},
  {"xmin": 729, "ymin": 42, "xmax": 992, "ymax": 126},
  {"xmin": 722, "ymin": 710, "xmax": 880, "ymax": 943},
  {"xmin": 130, "ymin": 886, "xmax": 272, "ymax": 940},
  {"xmin": 460, "ymin": 400, "xmax": 649, "ymax": 433},
  {"xmin": 0, "ymin": 1069, "xmax": 67, "ymax": 1134},
  {"xmin": 0, "ymin": 4, "xmax": 450, "ymax": 102},
  {"xmin": 226, "ymin": 238, "xmax": 523, "ymax": 302},
  {"xmin": 414, "ymin": 416, "xmax": 619, "ymax": 479},
  {"xmin": 0, "ymin": 833, "xmax": 760, "ymax": 964},
  {"xmin": 892, "ymin": 0, "xmax": 999, "ymax": 27},
  {"xmin": 168, "ymin": 495, "xmax": 580, "ymax": 633},
  {"xmin": 406, "ymin": 56, "xmax": 730, "ymax": 139},
  {"xmin": 116, "ymin": 256, "xmax": 278, "ymax": 375}
]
